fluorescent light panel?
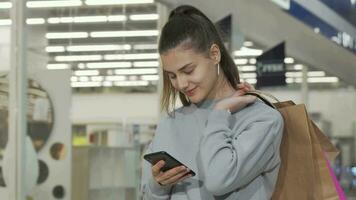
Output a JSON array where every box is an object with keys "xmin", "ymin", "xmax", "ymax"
[
  {"xmin": 86, "ymin": 62, "xmax": 132, "ymax": 69},
  {"xmin": 284, "ymin": 57, "xmax": 294, "ymax": 64},
  {"xmin": 106, "ymin": 75, "xmax": 126, "ymax": 81},
  {"xmin": 114, "ymin": 68, "xmax": 157, "ymax": 75},
  {"xmin": 238, "ymin": 65, "xmax": 256, "ymax": 72},
  {"xmin": 55, "ymin": 55, "xmax": 102, "ymax": 62},
  {"xmin": 133, "ymin": 44, "xmax": 157, "ymax": 50},
  {"xmin": 114, "ymin": 80, "xmax": 149, "ymax": 86},
  {"xmin": 71, "ymin": 82, "xmax": 101, "ymax": 87},
  {"xmin": 91, "ymin": 76, "xmax": 104, "ymax": 81},
  {"xmin": 141, "ymin": 75, "xmax": 159, "ymax": 81},
  {"xmin": 74, "ymin": 70, "xmax": 100, "ymax": 76},
  {"xmin": 0, "ymin": 2, "xmax": 11, "ymax": 9},
  {"xmin": 47, "ymin": 63, "xmax": 70, "ymax": 70},
  {"xmin": 129, "ymin": 14, "xmax": 158, "ymax": 21},
  {"xmin": 0, "ymin": 19, "xmax": 11, "ymax": 26},
  {"xmin": 26, "ymin": 18, "xmax": 45, "ymax": 24},
  {"xmin": 104, "ymin": 53, "xmax": 159, "ymax": 60},
  {"xmin": 85, "ymin": 0, "xmax": 154, "ymax": 6},
  {"xmin": 46, "ymin": 46, "xmax": 65, "ymax": 52},
  {"xmin": 27, "ymin": 0, "xmax": 82, "ymax": 8},
  {"xmin": 243, "ymin": 41, "xmax": 254, "ymax": 47},
  {"xmin": 48, "ymin": 15, "xmax": 127, "ymax": 24},
  {"xmin": 133, "ymin": 61, "xmax": 159, "ymax": 67},
  {"xmin": 90, "ymin": 30, "xmax": 158, "ymax": 38},
  {"xmin": 234, "ymin": 59, "xmax": 248, "ymax": 65},
  {"xmin": 234, "ymin": 47, "xmax": 263, "ymax": 57},
  {"xmin": 67, "ymin": 44, "xmax": 131, "ymax": 52},
  {"xmin": 46, "ymin": 32, "xmax": 88, "ymax": 39}
]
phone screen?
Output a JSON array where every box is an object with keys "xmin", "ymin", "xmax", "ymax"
[{"xmin": 144, "ymin": 151, "xmax": 196, "ymax": 176}]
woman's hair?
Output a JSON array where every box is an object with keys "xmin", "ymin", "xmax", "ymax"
[{"xmin": 159, "ymin": 5, "xmax": 240, "ymax": 114}]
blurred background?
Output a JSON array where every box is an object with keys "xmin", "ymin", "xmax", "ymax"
[{"xmin": 0, "ymin": 0, "xmax": 355, "ymax": 199}]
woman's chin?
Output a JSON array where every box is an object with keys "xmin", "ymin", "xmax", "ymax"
[{"xmin": 188, "ymin": 94, "xmax": 203, "ymax": 104}]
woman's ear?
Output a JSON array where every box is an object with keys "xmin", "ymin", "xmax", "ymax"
[{"xmin": 209, "ymin": 44, "xmax": 221, "ymax": 64}]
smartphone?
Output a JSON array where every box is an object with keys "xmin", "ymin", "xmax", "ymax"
[{"xmin": 144, "ymin": 151, "xmax": 196, "ymax": 176}]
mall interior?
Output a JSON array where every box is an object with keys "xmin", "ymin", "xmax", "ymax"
[{"xmin": 0, "ymin": 0, "xmax": 355, "ymax": 199}]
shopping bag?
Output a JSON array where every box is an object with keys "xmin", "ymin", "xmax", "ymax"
[
  {"xmin": 325, "ymin": 154, "xmax": 348, "ymax": 200},
  {"xmin": 246, "ymin": 91, "xmax": 341, "ymax": 200}
]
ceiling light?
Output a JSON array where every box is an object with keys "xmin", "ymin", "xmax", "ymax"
[
  {"xmin": 129, "ymin": 76, "xmax": 138, "ymax": 81},
  {"xmin": 91, "ymin": 76, "xmax": 104, "ymax": 81},
  {"xmin": 133, "ymin": 61, "xmax": 159, "ymax": 67},
  {"xmin": 244, "ymin": 78, "xmax": 257, "ymax": 84},
  {"xmin": 79, "ymin": 76, "xmax": 90, "ymax": 82},
  {"xmin": 234, "ymin": 47, "xmax": 263, "ymax": 57},
  {"xmin": 238, "ymin": 65, "xmax": 256, "ymax": 72},
  {"xmin": 240, "ymin": 73, "xmax": 257, "ymax": 79},
  {"xmin": 133, "ymin": 44, "xmax": 157, "ymax": 50},
  {"xmin": 234, "ymin": 59, "xmax": 248, "ymax": 65},
  {"xmin": 243, "ymin": 41, "xmax": 254, "ymax": 47},
  {"xmin": 286, "ymin": 72, "xmax": 302, "ymax": 78},
  {"xmin": 0, "ymin": 2, "xmax": 12, "ymax": 9},
  {"xmin": 27, "ymin": 0, "xmax": 82, "ymax": 8},
  {"xmin": 308, "ymin": 71, "xmax": 326, "ymax": 77},
  {"xmin": 90, "ymin": 30, "xmax": 159, "ymax": 38},
  {"xmin": 308, "ymin": 77, "xmax": 339, "ymax": 83},
  {"xmin": 129, "ymin": 14, "xmax": 159, "ymax": 21},
  {"xmin": 284, "ymin": 57, "xmax": 294, "ymax": 64},
  {"xmin": 114, "ymin": 68, "xmax": 157, "ymax": 75},
  {"xmin": 293, "ymin": 64, "xmax": 303, "ymax": 70},
  {"xmin": 107, "ymin": 15, "xmax": 127, "ymax": 22},
  {"xmin": 102, "ymin": 81, "xmax": 113, "ymax": 87},
  {"xmin": 106, "ymin": 76, "xmax": 126, "ymax": 81},
  {"xmin": 71, "ymin": 76, "xmax": 78, "ymax": 82},
  {"xmin": 46, "ymin": 32, "xmax": 89, "ymax": 39},
  {"xmin": 86, "ymin": 62, "xmax": 132, "ymax": 69},
  {"xmin": 114, "ymin": 80, "xmax": 149, "ymax": 87},
  {"xmin": 74, "ymin": 16, "xmax": 107, "ymax": 23},
  {"xmin": 46, "ymin": 46, "xmax": 65, "ymax": 53},
  {"xmin": 26, "ymin": 18, "xmax": 45, "ymax": 25},
  {"xmin": 141, "ymin": 75, "xmax": 159, "ymax": 81},
  {"xmin": 55, "ymin": 55, "xmax": 102, "ymax": 62},
  {"xmin": 104, "ymin": 53, "xmax": 159, "ymax": 60},
  {"xmin": 71, "ymin": 82, "xmax": 102, "ymax": 87},
  {"xmin": 67, "ymin": 44, "xmax": 131, "ymax": 52},
  {"xmin": 249, "ymin": 58, "xmax": 256, "ymax": 64},
  {"xmin": 74, "ymin": 70, "xmax": 100, "ymax": 76},
  {"xmin": 78, "ymin": 63, "xmax": 86, "ymax": 69},
  {"xmin": 85, "ymin": 0, "xmax": 154, "ymax": 6},
  {"xmin": 47, "ymin": 63, "xmax": 70, "ymax": 70},
  {"xmin": 0, "ymin": 19, "xmax": 11, "ymax": 26}
]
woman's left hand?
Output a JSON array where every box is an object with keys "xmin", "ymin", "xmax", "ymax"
[{"xmin": 214, "ymin": 82, "xmax": 256, "ymax": 113}]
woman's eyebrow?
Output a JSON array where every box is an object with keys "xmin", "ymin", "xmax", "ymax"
[{"xmin": 163, "ymin": 62, "xmax": 193, "ymax": 73}]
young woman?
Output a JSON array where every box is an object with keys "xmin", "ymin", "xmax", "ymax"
[{"xmin": 141, "ymin": 5, "xmax": 284, "ymax": 200}]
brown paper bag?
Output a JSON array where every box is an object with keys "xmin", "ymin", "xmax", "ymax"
[{"xmin": 246, "ymin": 92, "xmax": 340, "ymax": 200}]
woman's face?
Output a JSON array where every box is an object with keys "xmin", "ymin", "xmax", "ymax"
[{"xmin": 161, "ymin": 44, "xmax": 219, "ymax": 103}]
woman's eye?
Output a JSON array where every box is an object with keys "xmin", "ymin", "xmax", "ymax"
[{"xmin": 184, "ymin": 69, "xmax": 194, "ymax": 74}]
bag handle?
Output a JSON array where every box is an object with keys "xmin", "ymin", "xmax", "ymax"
[{"xmin": 245, "ymin": 90, "xmax": 280, "ymax": 109}]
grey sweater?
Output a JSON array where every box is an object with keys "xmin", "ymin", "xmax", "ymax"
[{"xmin": 141, "ymin": 99, "xmax": 284, "ymax": 200}]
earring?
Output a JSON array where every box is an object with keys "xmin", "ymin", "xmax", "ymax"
[{"xmin": 217, "ymin": 63, "xmax": 220, "ymax": 76}]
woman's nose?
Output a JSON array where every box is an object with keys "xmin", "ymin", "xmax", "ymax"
[{"xmin": 177, "ymin": 76, "xmax": 189, "ymax": 90}]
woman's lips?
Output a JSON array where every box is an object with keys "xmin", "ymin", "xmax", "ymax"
[{"xmin": 186, "ymin": 87, "xmax": 197, "ymax": 97}]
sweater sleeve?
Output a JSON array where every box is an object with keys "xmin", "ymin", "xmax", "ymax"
[
  {"xmin": 140, "ymin": 119, "xmax": 173, "ymax": 200},
  {"xmin": 199, "ymin": 107, "xmax": 283, "ymax": 196}
]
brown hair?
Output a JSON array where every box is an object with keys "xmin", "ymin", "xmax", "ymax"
[{"xmin": 159, "ymin": 5, "xmax": 240, "ymax": 114}]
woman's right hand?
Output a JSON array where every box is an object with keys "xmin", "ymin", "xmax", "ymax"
[{"xmin": 152, "ymin": 160, "xmax": 192, "ymax": 187}]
